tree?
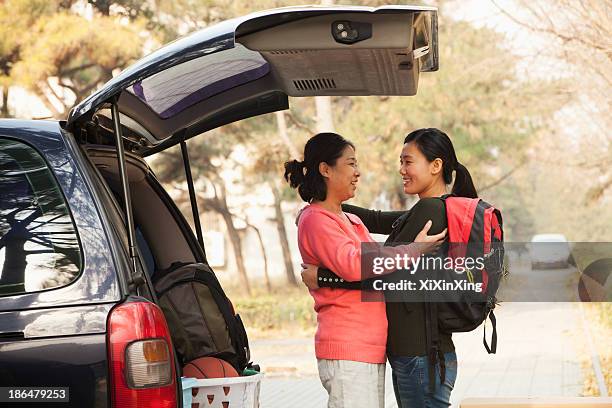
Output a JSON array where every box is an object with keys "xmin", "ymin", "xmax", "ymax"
[
  {"xmin": 271, "ymin": 112, "xmax": 300, "ymax": 286},
  {"xmin": 0, "ymin": 0, "xmax": 148, "ymax": 118},
  {"xmin": 250, "ymin": 133, "xmax": 299, "ymax": 287},
  {"xmin": 146, "ymin": 0, "xmax": 571, "ymax": 258},
  {"xmin": 12, "ymin": 12, "xmax": 145, "ymax": 117},
  {"xmin": 2, "ymin": 0, "xmax": 570, "ymax": 283},
  {"xmin": 0, "ymin": 0, "xmax": 59, "ymax": 118},
  {"xmin": 492, "ymin": 0, "xmax": 612, "ymax": 203}
]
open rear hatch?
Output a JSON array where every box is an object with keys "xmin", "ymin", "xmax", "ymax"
[{"xmin": 67, "ymin": 5, "xmax": 438, "ymax": 156}]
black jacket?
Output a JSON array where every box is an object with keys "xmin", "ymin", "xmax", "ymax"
[{"xmin": 316, "ymin": 197, "xmax": 454, "ymax": 356}]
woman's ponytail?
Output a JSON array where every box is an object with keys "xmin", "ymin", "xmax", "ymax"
[
  {"xmin": 452, "ymin": 162, "xmax": 478, "ymax": 198},
  {"xmin": 284, "ymin": 159, "xmax": 306, "ymax": 189}
]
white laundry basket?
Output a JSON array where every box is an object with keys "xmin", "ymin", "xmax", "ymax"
[{"xmin": 182, "ymin": 373, "xmax": 263, "ymax": 408}]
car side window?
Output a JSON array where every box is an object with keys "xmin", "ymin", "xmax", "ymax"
[{"xmin": 0, "ymin": 138, "xmax": 82, "ymax": 297}]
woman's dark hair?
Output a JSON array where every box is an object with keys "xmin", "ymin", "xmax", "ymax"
[
  {"xmin": 404, "ymin": 128, "xmax": 478, "ymax": 198},
  {"xmin": 284, "ymin": 132, "xmax": 355, "ymax": 202}
]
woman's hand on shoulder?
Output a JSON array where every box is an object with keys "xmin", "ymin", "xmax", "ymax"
[{"xmin": 414, "ymin": 220, "xmax": 447, "ymax": 255}]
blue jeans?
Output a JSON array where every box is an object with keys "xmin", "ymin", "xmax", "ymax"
[{"xmin": 388, "ymin": 351, "xmax": 457, "ymax": 408}]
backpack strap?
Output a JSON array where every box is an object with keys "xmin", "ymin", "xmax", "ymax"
[
  {"xmin": 483, "ymin": 309, "xmax": 497, "ymax": 354},
  {"xmin": 425, "ymin": 301, "xmax": 446, "ymax": 393},
  {"xmin": 468, "ymin": 200, "xmax": 488, "ymax": 247},
  {"xmin": 151, "ymin": 261, "xmax": 191, "ymax": 283},
  {"xmin": 492, "ymin": 208, "xmax": 504, "ymax": 241}
]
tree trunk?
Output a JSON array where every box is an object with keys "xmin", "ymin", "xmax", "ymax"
[
  {"xmin": 219, "ymin": 208, "xmax": 251, "ymax": 295},
  {"xmin": 274, "ymin": 111, "xmax": 299, "ymax": 286},
  {"xmin": 0, "ymin": 227, "xmax": 28, "ymax": 295},
  {"xmin": 271, "ymin": 181, "xmax": 298, "ymax": 286},
  {"xmin": 35, "ymin": 84, "xmax": 64, "ymax": 119},
  {"xmin": 215, "ymin": 184, "xmax": 251, "ymax": 296},
  {"xmin": 187, "ymin": 176, "xmax": 251, "ymax": 295},
  {"xmin": 237, "ymin": 217, "xmax": 272, "ymax": 293},
  {"xmin": 314, "ymin": 96, "xmax": 335, "ymax": 133},
  {"xmin": 1, "ymin": 87, "xmax": 9, "ymax": 118},
  {"xmin": 275, "ymin": 111, "xmax": 300, "ymax": 158}
]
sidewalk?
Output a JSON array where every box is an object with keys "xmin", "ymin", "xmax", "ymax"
[
  {"xmin": 450, "ymin": 302, "xmax": 584, "ymax": 404},
  {"xmin": 252, "ymin": 302, "xmax": 586, "ymax": 407}
]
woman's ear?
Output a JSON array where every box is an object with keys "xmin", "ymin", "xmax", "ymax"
[
  {"xmin": 431, "ymin": 158, "xmax": 443, "ymax": 175},
  {"xmin": 319, "ymin": 161, "xmax": 330, "ymax": 178}
]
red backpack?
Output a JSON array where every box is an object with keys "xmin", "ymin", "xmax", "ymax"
[
  {"xmin": 445, "ymin": 196, "xmax": 504, "ymax": 300},
  {"xmin": 425, "ymin": 195, "xmax": 505, "ymax": 391}
]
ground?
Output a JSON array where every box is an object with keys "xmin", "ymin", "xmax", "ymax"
[{"xmin": 252, "ymin": 302, "xmax": 591, "ymax": 407}]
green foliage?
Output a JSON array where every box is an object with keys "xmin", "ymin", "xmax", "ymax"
[
  {"xmin": 226, "ymin": 285, "xmax": 316, "ymax": 332},
  {"xmin": 14, "ymin": 13, "xmax": 144, "ymax": 90},
  {"xmin": 1, "ymin": 0, "xmax": 146, "ymax": 116},
  {"xmin": 0, "ymin": 0, "xmax": 57, "ymax": 77}
]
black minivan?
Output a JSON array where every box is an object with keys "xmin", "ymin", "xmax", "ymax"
[{"xmin": 0, "ymin": 5, "xmax": 438, "ymax": 407}]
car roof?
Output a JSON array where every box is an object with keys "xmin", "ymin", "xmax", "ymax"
[
  {"xmin": 0, "ymin": 119, "xmax": 64, "ymax": 142},
  {"xmin": 531, "ymin": 233, "xmax": 569, "ymax": 242}
]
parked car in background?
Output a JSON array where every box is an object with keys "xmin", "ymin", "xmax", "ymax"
[
  {"xmin": 0, "ymin": 5, "xmax": 439, "ymax": 407},
  {"xmin": 529, "ymin": 233, "xmax": 572, "ymax": 270}
]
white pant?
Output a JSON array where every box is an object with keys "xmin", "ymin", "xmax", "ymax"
[{"xmin": 317, "ymin": 359, "xmax": 385, "ymax": 408}]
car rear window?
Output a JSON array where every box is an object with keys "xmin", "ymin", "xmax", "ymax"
[
  {"xmin": 0, "ymin": 138, "xmax": 82, "ymax": 297},
  {"xmin": 126, "ymin": 43, "xmax": 269, "ymax": 119}
]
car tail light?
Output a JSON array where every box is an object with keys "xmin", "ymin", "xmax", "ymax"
[
  {"xmin": 107, "ymin": 299, "xmax": 178, "ymax": 408},
  {"xmin": 125, "ymin": 339, "xmax": 172, "ymax": 388}
]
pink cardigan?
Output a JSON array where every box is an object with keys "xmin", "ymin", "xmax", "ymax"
[{"xmin": 297, "ymin": 204, "xmax": 388, "ymax": 364}]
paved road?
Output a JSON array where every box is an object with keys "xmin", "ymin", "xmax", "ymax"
[
  {"xmin": 252, "ymin": 302, "xmax": 586, "ymax": 408},
  {"xmin": 498, "ymin": 262, "xmax": 581, "ymax": 302}
]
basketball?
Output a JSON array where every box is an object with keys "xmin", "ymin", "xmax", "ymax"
[{"xmin": 183, "ymin": 357, "xmax": 240, "ymax": 379}]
